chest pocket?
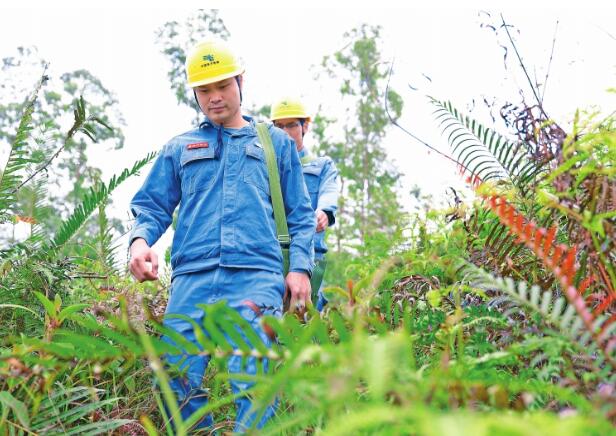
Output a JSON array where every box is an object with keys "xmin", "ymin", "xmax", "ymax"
[
  {"xmin": 180, "ymin": 147, "xmax": 217, "ymax": 194},
  {"xmin": 302, "ymin": 164, "xmax": 322, "ymax": 194},
  {"xmin": 242, "ymin": 142, "xmax": 271, "ymax": 195}
]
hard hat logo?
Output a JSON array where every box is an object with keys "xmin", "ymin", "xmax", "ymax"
[
  {"xmin": 200, "ymin": 59, "xmax": 220, "ymax": 69},
  {"xmin": 202, "ymin": 54, "xmax": 215, "ymax": 62}
]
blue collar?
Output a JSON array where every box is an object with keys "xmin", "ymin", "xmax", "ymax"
[{"xmin": 199, "ymin": 114, "xmax": 255, "ymax": 132}]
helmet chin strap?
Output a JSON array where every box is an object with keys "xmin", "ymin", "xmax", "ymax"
[
  {"xmin": 193, "ymin": 90, "xmax": 202, "ymax": 113},
  {"xmin": 235, "ymin": 76, "xmax": 243, "ymax": 104}
]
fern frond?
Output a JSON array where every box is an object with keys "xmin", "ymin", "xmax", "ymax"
[
  {"xmin": 430, "ymin": 98, "xmax": 546, "ymax": 192},
  {"xmin": 462, "ymin": 263, "xmax": 614, "ymax": 371},
  {"xmin": 0, "ymin": 73, "xmax": 47, "ymax": 220},
  {"xmin": 481, "ymin": 194, "xmax": 615, "ymax": 367},
  {"xmin": 12, "ymin": 95, "xmax": 114, "ymax": 195},
  {"xmin": 41, "ymin": 152, "xmax": 157, "ymax": 255}
]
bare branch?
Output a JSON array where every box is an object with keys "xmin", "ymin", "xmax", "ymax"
[
  {"xmin": 541, "ymin": 20, "xmax": 559, "ymax": 104},
  {"xmin": 384, "ymin": 59, "xmax": 468, "ymax": 170},
  {"xmin": 11, "ymin": 103, "xmax": 97, "ymax": 195},
  {"xmin": 499, "ymin": 13, "xmax": 548, "ymax": 119},
  {"xmin": 595, "ymin": 24, "xmax": 616, "ymax": 42}
]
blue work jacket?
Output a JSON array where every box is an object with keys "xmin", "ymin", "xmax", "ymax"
[
  {"xmin": 130, "ymin": 116, "xmax": 315, "ymax": 278},
  {"xmin": 298, "ymin": 149, "xmax": 339, "ymax": 260}
]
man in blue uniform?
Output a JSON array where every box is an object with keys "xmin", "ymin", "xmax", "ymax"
[
  {"xmin": 270, "ymin": 98, "xmax": 339, "ymax": 310},
  {"xmin": 128, "ymin": 41, "xmax": 315, "ymax": 432}
]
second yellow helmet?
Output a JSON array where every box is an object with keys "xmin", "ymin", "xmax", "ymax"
[{"xmin": 270, "ymin": 97, "xmax": 311, "ymax": 122}]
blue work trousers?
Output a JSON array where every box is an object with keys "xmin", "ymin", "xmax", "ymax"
[
  {"xmin": 161, "ymin": 267, "xmax": 284, "ymax": 433},
  {"xmin": 314, "ymin": 257, "xmax": 328, "ymax": 312}
]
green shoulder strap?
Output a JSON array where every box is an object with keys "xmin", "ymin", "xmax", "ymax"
[{"xmin": 256, "ymin": 123, "xmax": 290, "ymax": 248}]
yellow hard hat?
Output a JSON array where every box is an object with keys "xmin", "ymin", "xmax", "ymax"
[
  {"xmin": 185, "ymin": 40, "xmax": 245, "ymax": 88},
  {"xmin": 270, "ymin": 97, "xmax": 311, "ymax": 122}
]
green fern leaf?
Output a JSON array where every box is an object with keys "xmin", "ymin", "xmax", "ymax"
[
  {"xmin": 0, "ymin": 74, "xmax": 46, "ymax": 218},
  {"xmin": 462, "ymin": 263, "xmax": 614, "ymax": 369},
  {"xmin": 42, "ymin": 152, "xmax": 156, "ymax": 255},
  {"xmin": 430, "ymin": 97, "xmax": 546, "ymax": 191}
]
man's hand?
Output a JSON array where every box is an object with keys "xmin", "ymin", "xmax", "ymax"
[
  {"xmin": 129, "ymin": 238, "xmax": 159, "ymax": 282},
  {"xmin": 316, "ymin": 209, "xmax": 329, "ymax": 233},
  {"xmin": 284, "ymin": 271, "xmax": 311, "ymax": 314}
]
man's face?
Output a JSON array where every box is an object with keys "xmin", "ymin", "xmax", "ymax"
[
  {"xmin": 273, "ymin": 117, "xmax": 308, "ymax": 151},
  {"xmin": 194, "ymin": 76, "xmax": 242, "ymax": 125}
]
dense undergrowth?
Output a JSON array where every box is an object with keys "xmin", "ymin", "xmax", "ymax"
[{"xmin": 0, "ymin": 74, "xmax": 614, "ymax": 435}]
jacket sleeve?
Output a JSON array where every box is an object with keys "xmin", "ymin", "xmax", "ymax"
[
  {"xmin": 128, "ymin": 142, "xmax": 181, "ymax": 248},
  {"xmin": 317, "ymin": 158, "xmax": 339, "ymax": 224},
  {"xmin": 276, "ymin": 131, "xmax": 315, "ymax": 276}
]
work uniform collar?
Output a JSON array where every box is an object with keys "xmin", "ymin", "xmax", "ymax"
[{"xmin": 199, "ymin": 115, "xmax": 256, "ymax": 136}]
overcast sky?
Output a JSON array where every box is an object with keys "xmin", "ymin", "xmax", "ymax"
[{"xmin": 1, "ymin": 5, "xmax": 615, "ymax": 261}]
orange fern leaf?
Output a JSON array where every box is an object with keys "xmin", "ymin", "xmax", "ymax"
[{"xmin": 482, "ymin": 193, "xmax": 613, "ymax": 365}]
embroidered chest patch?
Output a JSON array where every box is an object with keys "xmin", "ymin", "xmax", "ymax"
[{"xmin": 187, "ymin": 142, "xmax": 209, "ymax": 150}]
